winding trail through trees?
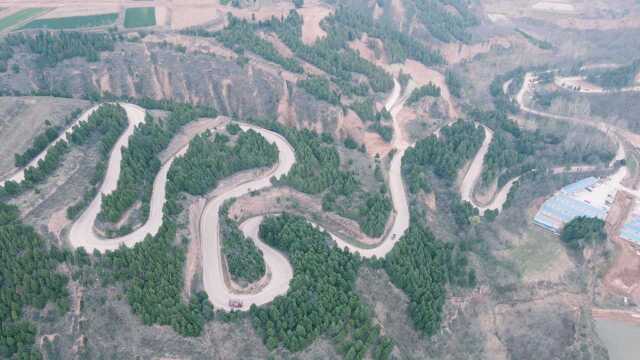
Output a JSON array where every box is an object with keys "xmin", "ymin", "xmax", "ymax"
[
  {"xmin": 199, "ymin": 125, "xmax": 296, "ymax": 310},
  {"xmin": 458, "ymin": 123, "xmax": 520, "ymax": 215},
  {"xmin": 10, "ymin": 69, "xmax": 630, "ymax": 313},
  {"xmin": 2, "ymin": 78, "xmax": 416, "ymax": 311},
  {"xmin": 517, "ymin": 72, "xmax": 640, "ymax": 151},
  {"xmin": 0, "ymin": 104, "xmax": 101, "ymax": 188},
  {"xmin": 460, "ymin": 67, "xmax": 640, "ymax": 216},
  {"xmin": 458, "ymin": 124, "xmax": 523, "ymax": 215},
  {"xmin": 219, "ymin": 79, "xmax": 412, "ymax": 309}
]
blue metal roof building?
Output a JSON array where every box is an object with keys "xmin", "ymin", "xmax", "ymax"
[
  {"xmin": 560, "ymin": 177, "xmax": 598, "ymax": 195},
  {"xmin": 533, "ymin": 177, "xmax": 607, "ymax": 234}
]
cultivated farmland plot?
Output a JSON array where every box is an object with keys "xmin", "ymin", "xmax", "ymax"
[
  {"xmin": 0, "ymin": 7, "xmax": 48, "ymax": 31},
  {"xmin": 124, "ymin": 7, "xmax": 156, "ymax": 28},
  {"xmin": 21, "ymin": 13, "xmax": 118, "ymax": 30}
]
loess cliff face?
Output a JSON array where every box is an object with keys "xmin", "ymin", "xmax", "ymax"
[{"xmin": 0, "ymin": 41, "xmax": 317, "ymax": 123}]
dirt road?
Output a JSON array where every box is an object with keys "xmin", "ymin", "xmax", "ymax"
[
  {"xmin": 517, "ymin": 72, "xmax": 640, "ymax": 160},
  {"xmin": 199, "ymin": 125, "xmax": 296, "ymax": 311},
  {"xmin": 460, "ymin": 125, "xmax": 493, "ymax": 209},
  {"xmin": 9, "ymin": 78, "xmax": 414, "ymax": 311},
  {"xmin": 329, "ymin": 80, "xmax": 410, "ymax": 257},
  {"xmin": 457, "ymin": 124, "xmax": 519, "ymax": 215},
  {"xmin": 555, "ymin": 75, "xmax": 640, "ymax": 94},
  {"xmin": 0, "ymin": 104, "xmax": 101, "ymax": 188},
  {"xmin": 67, "ymin": 103, "xmax": 163, "ymax": 251}
]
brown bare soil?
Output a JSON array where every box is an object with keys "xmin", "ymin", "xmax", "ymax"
[
  {"xmin": 228, "ymin": 187, "xmax": 385, "ymax": 246},
  {"xmin": 372, "ymin": 2, "xmax": 383, "ymax": 20},
  {"xmin": 390, "ymin": 0, "xmax": 405, "ymax": 27},
  {"xmin": 297, "ymin": 2, "xmax": 333, "ymax": 45},
  {"xmin": 169, "ymin": 5, "xmax": 221, "ymax": 30},
  {"xmin": 47, "ymin": 207, "xmax": 70, "ymax": 244},
  {"xmin": 602, "ymin": 192, "xmax": 640, "ymax": 303},
  {"xmin": 276, "ymin": 79, "xmax": 295, "ymax": 126},
  {"xmin": 348, "ymin": 35, "xmax": 384, "ymax": 64},
  {"xmin": 437, "ymin": 36, "xmax": 513, "ymax": 64},
  {"xmin": 420, "ymin": 191, "xmax": 437, "ymax": 211},
  {"xmin": 592, "ymin": 308, "xmax": 640, "ymax": 324},
  {"xmin": 395, "ymin": 60, "xmax": 459, "ymax": 118},
  {"xmin": 474, "ymin": 179, "xmax": 498, "ymax": 206}
]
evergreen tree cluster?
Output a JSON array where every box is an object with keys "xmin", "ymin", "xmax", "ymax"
[
  {"xmin": 413, "ymin": 0, "xmax": 478, "ymax": 43},
  {"xmin": 515, "ymin": 29, "xmax": 553, "ymax": 50},
  {"xmin": 402, "ymin": 119, "xmax": 485, "ymax": 186},
  {"xmin": 168, "ymin": 128, "xmax": 278, "ymax": 196},
  {"xmin": 349, "ymin": 98, "xmax": 393, "ymax": 143},
  {"xmin": 100, "ymin": 219, "xmax": 213, "ymax": 337},
  {"xmin": 207, "ymin": 16, "xmax": 304, "ymax": 73},
  {"xmin": 63, "ymin": 104, "xmax": 130, "ymax": 219},
  {"xmin": 220, "ymin": 205, "xmax": 266, "ymax": 284},
  {"xmin": 350, "ymin": 98, "xmax": 391, "ymax": 123},
  {"xmin": 99, "ymin": 114, "xmax": 171, "ymax": 224},
  {"xmin": 252, "ymin": 213, "xmax": 392, "ymax": 359},
  {"xmin": 268, "ymin": 123, "xmax": 355, "ymax": 194},
  {"xmin": 445, "ymin": 70, "xmax": 462, "ymax": 98},
  {"xmin": 586, "ymin": 60, "xmax": 640, "ymax": 89},
  {"xmin": 6, "ymin": 31, "xmax": 117, "ymax": 68},
  {"xmin": 98, "ymin": 105, "xmax": 202, "ymax": 227},
  {"xmin": 327, "ymin": 6, "xmax": 445, "ymax": 66},
  {"xmin": 368, "ymin": 122, "xmax": 393, "ymax": 142},
  {"xmin": 0, "ymin": 203, "xmax": 69, "ymax": 358},
  {"xmin": 98, "ymin": 124, "xmax": 275, "ymax": 337},
  {"xmin": 261, "ymin": 12, "xmax": 394, "ymax": 94},
  {"xmin": 560, "ymin": 216, "xmax": 606, "ymax": 251},
  {"xmin": 384, "ymin": 222, "xmax": 475, "ymax": 336},
  {"xmin": 450, "ymin": 195, "xmax": 479, "ymax": 228},
  {"xmin": 262, "ymin": 121, "xmax": 392, "ymax": 237},
  {"xmin": 358, "ymin": 193, "xmax": 393, "ymax": 237},
  {"xmin": 407, "ymin": 82, "xmax": 441, "ymax": 105},
  {"xmin": 14, "ymin": 108, "xmax": 82, "ymax": 168},
  {"xmin": 14, "ymin": 126, "xmax": 61, "ymax": 167},
  {"xmin": 489, "ymin": 67, "xmax": 525, "ymax": 114},
  {"xmin": 470, "ymin": 110, "xmax": 538, "ymax": 187},
  {"xmin": 0, "ymin": 104, "xmax": 127, "ymax": 200},
  {"xmin": 297, "ymin": 76, "xmax": 341, "ymax": 105},
  {"xmin": 0, "ymin": 38, "xmax": 14, "ymax": 73}
]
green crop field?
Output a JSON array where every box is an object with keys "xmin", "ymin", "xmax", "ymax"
[
  {"xmin": 0, "ymin": 8, "xmax": 49, "ymax": 31},
  {"xmin": 124, "ymin": 7, "xmax": 156, "ymax": 28},
  {"xmin": 21, "ymin": 12, "xmax": 118, "ymax": 30}
]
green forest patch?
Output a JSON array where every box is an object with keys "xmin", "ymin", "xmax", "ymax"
[
  {"xmin": 21, "ymin": 12, "xmax": 118, "ymax": 30},
  {"xmin": 124, "ymin": 7, "xmax": 156, "ymax": 28},
  {"xmin": 0, "ymin": 8, "xmax": 49, "ymax": 31}
]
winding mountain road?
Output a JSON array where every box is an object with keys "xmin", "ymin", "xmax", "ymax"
[
  {"xmin": 215, "ymin": 79, "xmax": 413, "ymax": 309},
  {"xmin": 199, "ymin": 125, "xmax": 296, "ymax": 310},
  {"xmin": 460, "ymin": 67, "xmax": 640, "ymax": 217},
  {"xmin": 0, "ymin": 77, "xmax": 417, "ymax": 311},
  {"xmin": 517, "ymin": 72, "xmax": 640, "ymax": 150}
]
